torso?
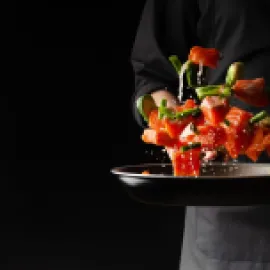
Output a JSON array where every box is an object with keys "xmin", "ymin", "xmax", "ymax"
[{"xmin": 180, "ymin": 2, "xmax": 270, "ymax": 270}]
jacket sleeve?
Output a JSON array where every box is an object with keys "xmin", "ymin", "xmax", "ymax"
[{"xmin": 130, "ymin": 0, "xmax": 200, "ymax": 127}]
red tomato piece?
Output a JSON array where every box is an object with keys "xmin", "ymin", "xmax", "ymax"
[
  {"xmin": 141, "ymin": 129, "xmax": 178, "ymax": 148},
  {"xmin": 164, "ymin": 118, "xmax": 190, "ymax": 139},
  {"xmin": 182, "ymin": 99, "xmax": 197, "ymax": 110},
  {"xmin": 223, "ymin": 107, "xmax": 253, "ymax": 158},
  {"xmin": 263, "ymin": 134, "xmax": 270, "ymax": 146},
  {"xmin": 148, "ymin": 109, "xmax": 164, "ymax": 130},
  {"xmin": 188, "ymin": 46, "xmax": 220, "ymax": 68},
  {"xmin": 224, "ymin": 107, "xmax": 253, "ymax": 130},
  {"xmin": 263, "ymin": 134, "xmax": 270, "ymax": 157},
  {"xmin": 245, "ymin": 127, "xmax": 265, "ymax": 162},
  {"xmin": 175, "ymin": 99, "xmax": 197, "ymax": 113},
  {"xmin": 232, "ymin": 78, "xmax": 270, "ymax": 107},
  {"xmin": 200, "ymin": 96, "xmax": 229, "ymax": 126},
  {"xmin": 192, "ymin": 125, "xmax": 226, "ymax": 150},
  {"xmin": 172, "ymin": 148, "xmax": 201, "ymax": 176}
]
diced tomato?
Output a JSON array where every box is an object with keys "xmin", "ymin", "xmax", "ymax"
[
  {"xmin": 232, "ymin": 78, "xmax": 270, "ymax": 107},
  {"xmin": 263, "ymin": 134, "xmax": 270, "ymax": 146},
  {"xmin": 175, "ymin": 99, "xmax": 197, "ymax": 113},
  {"xmin": 164, "ymin": 118, "xmax": 189, "ymax": 139},
  {"xmin": 184, "ymin": 99, "xmax": 197, "ymax": 108},
  {"xmin": 148, "ymin": 109, "xmax": 164, "ymax": 130},
  {"xmin": 172, "ymin": 148, "xmax": 201, "ymax": 176},
  {"xmin": 224, "ymin": 107, "xmax": 253, "ymax": 130},
  {"xmin": 223, "ymin": 131, "xmax": 238, "ymax": 159},
  {"xmin": 161, "ymin": 101, "xmax": 198, "ymax": 139},
  {"xmin": 224, "ymin": 129, "xmax": 254, "ymax": 159},
  {"xmin": 245, "ymin": 127, "xmax": 265, "ymax": 162},
  {"xmin": 188, "ymin": 46, "xmax": 220, "ymax": 68},
  {"xmin": 261, "ymin": 128, "xmax": 270, "ymax": 156},
  {"xmin": 222, "ymin": 107, "xmax": 254, "ymax": 158},
  {"xmin": 141, "ymin": 129, "xmax": 178, "ymax": 148},
  {"xmin": 137, "ymin": 47, "xmax": 270, "ymax": 177},
  {"xmin": 200, "ymin": 96, "xmax": 229, "ymax": 126},
  {"xmin": 191, "ymin": 125, "xmax": 226, "ymax": 150},
  {"xmin": 182, "ymin": 99, "xmax": 197, "ymax": 110},
  {"xmin": 263, "ymin": 134, "xmax": 270, "ymax": 157}
]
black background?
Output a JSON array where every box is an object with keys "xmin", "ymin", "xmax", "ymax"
[{"xmin": 11, "ymin": 1, "xmax": 185, "ymax": 269}]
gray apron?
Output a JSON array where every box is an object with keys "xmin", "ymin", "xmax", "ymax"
[
  {"xmin": 180, "ymin": 205, "xmax": 270, "ymax": 270},
  {"xmin": 180, "ymin": 1, "xmax": 270, "ymax": 268}
]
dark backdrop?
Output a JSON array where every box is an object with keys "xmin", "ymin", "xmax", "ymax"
[{"xmin": 11, "ymin": 1, "xmax": 185, "ymax": 269}]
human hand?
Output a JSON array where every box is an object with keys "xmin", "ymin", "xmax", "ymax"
[{"xmin": 151, "ymin": 89, "xmax": 179, "ymax": 108}]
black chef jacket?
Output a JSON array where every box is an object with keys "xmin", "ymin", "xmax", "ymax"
[{"xmin": 130, "ymin": 0, "xmax": 270, "ymax": 270}]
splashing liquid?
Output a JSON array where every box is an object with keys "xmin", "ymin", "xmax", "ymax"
[
  {"xmin": 197, "ymin": 61, "xmax": 204, "ymax": 86},
  {"xmin": 178, "ymin": 61, "xmax": 190, "ymax": 102}
]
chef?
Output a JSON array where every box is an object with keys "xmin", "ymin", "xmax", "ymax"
[{"xmin": 131, "ymin": 0, "xmax": 270, "ymax": 269}]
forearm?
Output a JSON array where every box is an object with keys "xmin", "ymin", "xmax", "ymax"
[{"xmin": 131, "ymin": 0, "xmax": 199, "ymax": 126}]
